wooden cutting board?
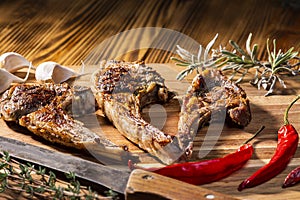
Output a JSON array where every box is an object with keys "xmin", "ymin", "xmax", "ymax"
[{"xmin": 1, "ymin": 64, "xmax": 300, "ymax": 199}]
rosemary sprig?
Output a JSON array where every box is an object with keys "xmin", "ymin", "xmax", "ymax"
[
  {"xmin": 254, "ymin": 38, "xmax": 299, "ymax": 96},
  {"xmin": 219, "ymin": 33, "xmax": 261, "ymax": 83},
  {"xmin": 0, "ymin": 151, "xmax": 118, "ymax": 199},
  {"xmin": 171, "ymin": 34, "xmax": 219, "ymax": 81},
  {"xmin": 171, "ymin": 33, "xmax": 300, "ymax": 96}
]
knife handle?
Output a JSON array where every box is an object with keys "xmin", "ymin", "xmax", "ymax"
[{"xmin": 125, "ymin": 169, "xmax": 239, "ymax": 200}]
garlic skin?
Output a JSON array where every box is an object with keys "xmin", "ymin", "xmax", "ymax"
[
  {"xmin": 0, "ymin": 52, "xmax": 31, "ymax": 73},
  {"xmin": 35, "ymin": 61, "xmax": 78, "ymax": 84},
  {"xmin": 0, "ymin": 63, "xmax": 32, "ymax": 93}
]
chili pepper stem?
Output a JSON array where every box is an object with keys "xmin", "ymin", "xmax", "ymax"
[
  {"xmin": 284, "ymin": 95, "xmax": 300, "ymax": 125},
  {"xmin": 244, "ymin": 125, "xmax": 265, "ymax": 144}
]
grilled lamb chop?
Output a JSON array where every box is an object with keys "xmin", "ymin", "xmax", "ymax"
[
  {"xmin": 1, "ymin": 83, "xmax": 129, "ymax": 163},
  {"xmin": 0, "ymin": 83, "xmax": 97, "ymax": 122},
  {"xmin": 19, "ymin": 102, "xmax": 99, "ymax": 150},
  {"xmin": 0, "ymin": 83, "xmax": 68, "ymax": 121},
  {"xmin": 18, "ymin": 94, "xmax": 128, "ymax": 163},
  {"xmin": 93, "ymin": 60, "xmax": 183, "ymax": 164},
  {"xmin": 178, "ymin": 69, "xmax": 251, "ymax": 158}
]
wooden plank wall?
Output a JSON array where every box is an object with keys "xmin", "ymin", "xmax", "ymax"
[{"xmin": 0, "ymin": 0, "xmax": 299, "ymax": 65}]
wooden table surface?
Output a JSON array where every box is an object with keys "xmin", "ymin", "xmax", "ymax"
[{"xmin": 1, "ymin": 0, "xmax": 300, "ymax": 199}]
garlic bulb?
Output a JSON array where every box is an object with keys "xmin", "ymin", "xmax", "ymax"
[
  {"xmin": 0, "ymin": 63, "xmax": 32, "ymax": 93},
  {"xmin": 0, "ymin": 52, "xmax": 31, "ymax": 73},
  {"xmin": 35, "ymin": 61, "xmax": 78, "ymax": 84}
]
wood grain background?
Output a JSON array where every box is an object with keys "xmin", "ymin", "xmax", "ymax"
[
  {"xmin": 0, "ymin": 0, "xmax": 300, "ymax": 65},
  {"xmin": 1, "ymin": 0, "xmax": 300, "ymax": 199}
]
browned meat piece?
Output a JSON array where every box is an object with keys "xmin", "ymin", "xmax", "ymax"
[
  {"xmin": 18, "ymin": 100, "xmax": 127, "ymax": 162},
  {"xmin": 19, "ymin": 103, "xmax": 99, "ymax": 150},
  {"xmin": 0, "ymin": 83, "xmax": 97, "ymax": 122},
  {"xmin": 0, "ymin": 83, "xmax": 69, "ymax": 121},
  {"xmin": 93, "ymin": 60, "xmax": 183, "ymax": 164},
  {"xmin": 178, "ymin": 69, "xmax": 251, "ymax": 158},
  {"xmin": 1, "ymin": 82, "xmax": 129, "ymax": 163}
]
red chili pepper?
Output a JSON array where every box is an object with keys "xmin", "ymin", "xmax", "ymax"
[
  {"xmin": 282, "ymin": 166, "xmax": 300, "ymax": 188},
  {"xmin": 281, "ymin": 95, "xmax": 300, "ymax": 188},
  {"xmin": 129, "ymin": 144, "xmax": 253, "ymax": 185},
  {"xmin": 128, "ymin": 127, "xmax": 265, "ymax": 185},
  {"xmin": 238, "ymin": 95, "xmax": 300, "ymax": 191}
]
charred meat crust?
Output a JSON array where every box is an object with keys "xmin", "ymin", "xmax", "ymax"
[
  {"xmin": 1, "ymin": 82, "xmax": 128, "ymax": 161},
  {"xmin": 178, "ymin": 69, "xmax": 251, "ymax": 157},
  {"xmin": 19, "ymin": 104, "xmax": 99, "ymax": 149},
  {"xmin": 93, "ymin": 60, "xmax": 182, "ymax": 164},
  {"xmin": 0, "ymin": 83, "xmax": 98, "ymax": 122},
  {"xmin": 94, "ymin": 60, "xmax": 165, "ymax": 95},
  {"xmin": 93, "ymin": 60, "xmax": 173, "ymax": 111},
  {"xmin": 0, "ymin": 83, "xmax": 69, "ymax": 121}
]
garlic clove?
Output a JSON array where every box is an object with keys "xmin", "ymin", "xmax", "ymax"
[
  {"xmin": 0, "ymin": 52, "xmax": 31, "ymax": 73},
  {"xmin": 35, "ymin": 61, "xmax": 78, "ymax": 84},
  {"xmin": 0, "ymin": 63, "xmax": 32, "ymax": 93}
]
